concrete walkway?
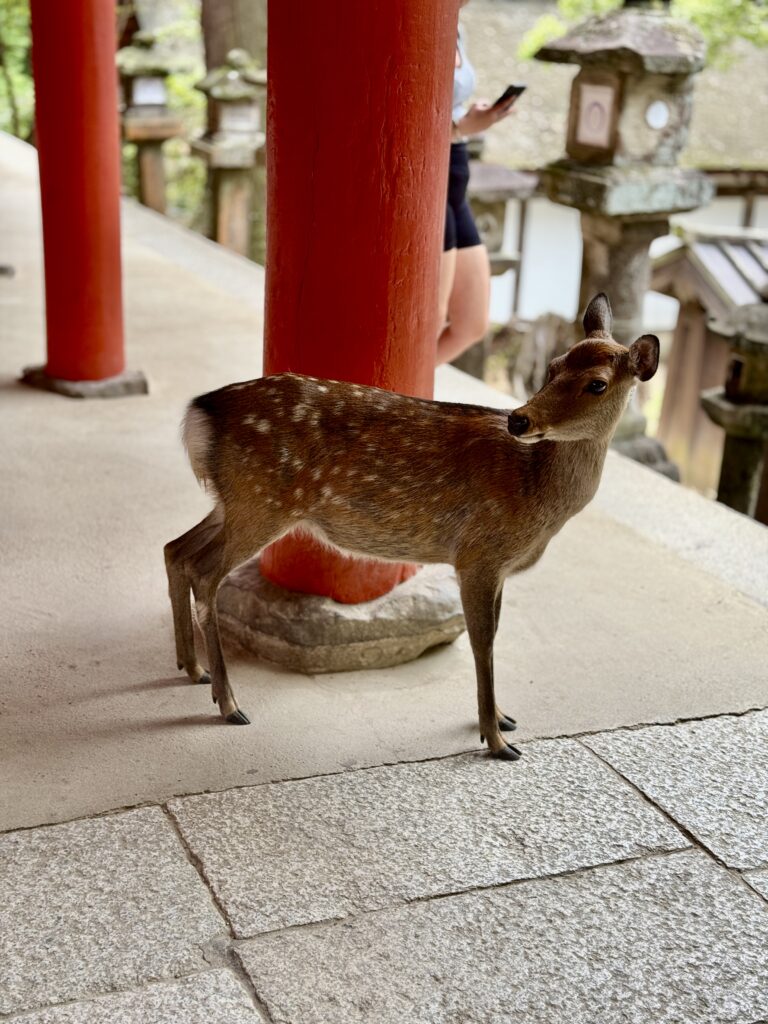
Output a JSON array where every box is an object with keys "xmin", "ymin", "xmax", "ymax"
[{"xmin": 1, "ymin": 131, "xmax": 767, "ymax": 1022}]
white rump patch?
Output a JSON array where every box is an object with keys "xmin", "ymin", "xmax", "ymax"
[{"xmin": 182, "ymin": 406, "xmax": 213, "ymax": 488}]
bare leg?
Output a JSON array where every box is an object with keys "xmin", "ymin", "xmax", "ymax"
[
  {"xmin": 436, "ymin": 244, "xmax": 490, "ymax": 365},
  {"xmin": 437, "ymin": 247, "xmax": 457, "ymax": 340},
  {"xmin": 459, "ymin": 569, "xmax": 520, "ymax": 761}
]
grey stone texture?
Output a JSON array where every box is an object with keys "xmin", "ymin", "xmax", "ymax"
[
  {"xmin": 10, "ymin": 972, "xmax": 260, "ymax": 1024},
  {"xmin": 237, "ymin": 850, "xmax": 768, "ymax": 1024},
  {"xmin": 594, "ymin": 449, "xmax": 768, "ymax": 609},
  {"xmin": 169, "ymin": 741, "xmax": 686, "ymax": 937},
  {"xmin": 745, "ymin": 869, "xmax": 768, "ymax": 901},
  {"xmin": 585, "ymin": 710, "xmax": 768, "ymax": 870},
  {"xmin": 536, "ymin": 9, "xmax": 706, "ymax": 75},
  {"xmin": 542, "ymin": 163, "xmax": 713, "ymax": 218},
  {"xmin": 218, "ymin": 561, "xmax": 466, "ymax": 673},
  {"xmin": 0, "ymin": 808, "xmax": 227, "ymax": 1016}
]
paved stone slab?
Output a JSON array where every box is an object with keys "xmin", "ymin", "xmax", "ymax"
[
  {"xmin": 10, "ymin": 972, "xmax": 260, "ymax": 1024},
  {"xmin": 744, "ymin": 868, "xmax": 768, "ymax": 901},
  {"xmin": 584, "ymin": 710, "xmax": 768, "ymax": 869},
  {"xmin": 0, "ymin": 809, "xmax": 227, "ymax": 1016},
  {"xmin": 237, "ymin": 850, "xmax": 768, "ymax": 1024},
  {"xmin": 169, "ymin": 742, "xmax": 686, "ymax": 937}
]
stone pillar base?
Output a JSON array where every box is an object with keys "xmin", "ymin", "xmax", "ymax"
[
  {"xmin": 21, "ymin": 365, "xmax": 149, "ymax": 398},
  {"xmin": 217, "ymin": 559, "xmax": 466, "ymax": 674}
]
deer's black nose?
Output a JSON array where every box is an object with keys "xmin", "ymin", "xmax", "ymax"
[{"xmin": 508, "ymin": 414, "xmax": 530, "ymax": 436}]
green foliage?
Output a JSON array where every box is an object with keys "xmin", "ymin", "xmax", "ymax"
[
  {"xmin": 0, "ymin": 0, "xmax": 33, "ymax": 138},
  {"xmin": 674, "ymin": 0, "xmax": 768, "ymax": 64},
  {"xmin": 0, "ymin": 0, "xmax": 207, "ymax": 229},
  {"xmin": 518, "ymin": 0, "xmax": 768, "ymax": 66}
]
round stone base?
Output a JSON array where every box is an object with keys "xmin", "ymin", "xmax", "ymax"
[
  {"xmin": 20, "ymin": 365, "xmax": 149, "ymax": 398},
  {"xmin": 217, "ymin": 559, "xmax": 466, "ymax": 674}
]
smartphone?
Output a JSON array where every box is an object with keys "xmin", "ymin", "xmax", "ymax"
[{"xmin": 491, "ymin": 84, "xmax": 527, "ymax": 110}]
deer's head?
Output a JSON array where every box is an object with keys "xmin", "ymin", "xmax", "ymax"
[{"xmin": 508, "ymin": 294, "xmax": 659, "ymax": 444}]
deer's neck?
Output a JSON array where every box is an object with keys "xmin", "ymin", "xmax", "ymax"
[{"xmin": 536, "ymin": 436, "xmax": 609, "ymax": 520}]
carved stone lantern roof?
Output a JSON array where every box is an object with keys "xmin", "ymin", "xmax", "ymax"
[
  {"xmin": 536, "ymin": 10, "xmax": 705, "ymax": 75},
  {"xmin": 116, "ymin": 31, "xmax": 170, "ymax": 80},
  {"xmin": 196, "ymin": 49, "xmax": 267, "ymax": 103}
]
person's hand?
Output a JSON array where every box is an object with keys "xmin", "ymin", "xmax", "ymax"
[{"xmin": 457, "ymin": 100, "xmax": 516, "ymax": 136}]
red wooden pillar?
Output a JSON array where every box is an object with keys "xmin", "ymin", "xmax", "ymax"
[
  {"xmin": 262, "ymin": 0, "xmax": 458, "ymax": 603},
  {"xmin": 28, "ymin": 0, "xmax": 127, "ymax": 384}
]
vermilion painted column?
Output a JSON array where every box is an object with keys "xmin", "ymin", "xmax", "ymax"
[
  {"xmin": 29, "ymin": 0, "xmax": 125, "ymax": 382},
  {"xmin": 262, "ymin": 0, "xmax": 458, "ymax": 603}
]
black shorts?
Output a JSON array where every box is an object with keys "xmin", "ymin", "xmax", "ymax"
[{"xmin": 444, "ymin": 142, "xmax": 482, "ymax": 252}]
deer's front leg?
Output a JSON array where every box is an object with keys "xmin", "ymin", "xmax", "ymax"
[
  {"xmin": 493, "ymin": 588, "xmax": 516, "ymax": 733},
  {"xmin": 459, "ymin": 570, "xmax": 521, "ymax": 761}
]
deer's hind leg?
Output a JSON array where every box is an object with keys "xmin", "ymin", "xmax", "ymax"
[
  {"xmin": 184, "ymin": 518, "xmax": 286, "ymax": 725},
  {"xmin": 164, "ymin": 506, "xmax": 224, "ymax": 686}
]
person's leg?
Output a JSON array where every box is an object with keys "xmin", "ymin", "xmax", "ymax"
[
  {"xmin": 436, "ymin": 242, "xmax": 490, "ymax": 365},
  {"xmin": 438, "ymin": 247, "xmax": 457, "ymax": 333}
]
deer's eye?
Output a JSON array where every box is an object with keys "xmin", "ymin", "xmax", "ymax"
[{"xmin": 586, "ymin": 379, "xmax": 607, "ymax": 395}]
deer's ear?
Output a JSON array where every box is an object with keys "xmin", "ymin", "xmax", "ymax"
[
  {"xmin": 629, "ymin": 334, "xmax": 660, "ymax": 381},
  {"xmin": 583, "ymin": 293, "xmax": 612, "ymax": 337}
]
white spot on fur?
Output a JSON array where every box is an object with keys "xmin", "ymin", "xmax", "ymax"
[
  {"xmin": 256, "ymin": 420, "xmax": 270, "ymax": 433},
  {"xmin": 293, "ymin": 458, "xmax": 304, "ymax": 470},
  {"xmin": 321, "ymin": 486, "xmax": 333, "ymax": 499},
  {"xmin": 294, "ymin": 488, "xmax": 304, "ymax": 499},
  {"xmin": 293, "ymin": 406, "xmax": 307, "ymax": 422},
  {"xmin": 317, "ymin": 385, "xmax": 328, "ymax": 393}
]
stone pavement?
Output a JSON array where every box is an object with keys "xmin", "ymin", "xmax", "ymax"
[
  {"xmin": 2, "ymin": 712, "xmax": 768, "ymax": 1022},
  {"xmin": 2, "ymin": 130, "xmax": 768, "ymax": 1020}
]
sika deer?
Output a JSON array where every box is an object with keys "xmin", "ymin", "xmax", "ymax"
[{"xmin": 164, "ymin": 293, "xmax": 658, "ymax": 760}]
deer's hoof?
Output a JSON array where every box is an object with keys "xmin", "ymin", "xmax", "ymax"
[
  {"xmin": 498, "ymin": 714, "xmax": 517, "ymax": 732},
  {"xmin": 198, "ymin": 671, "xmax": 211, "ymax": 687},
  {"xmin": 226, "ymin": 708, "xmax": 251, "ymax": 725},
  {"xmin": 492, "ymin": 742, "xmax": 522, "ymax": 761}
]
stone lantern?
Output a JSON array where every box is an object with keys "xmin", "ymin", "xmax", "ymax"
[
  {"xmin": 192, "ymin": 49, "xmax": 267, "ymax": 257},
  {"xmin": 116, "ymin": 31, "xmax": 182, "ymax": 214},
  {"xmin": 701, "ymin": 304, "xmax": 768, "ymax": 520},
  {"xmin": 536, "ymin": 2, "xmax": 713, "ymax": 461}
]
